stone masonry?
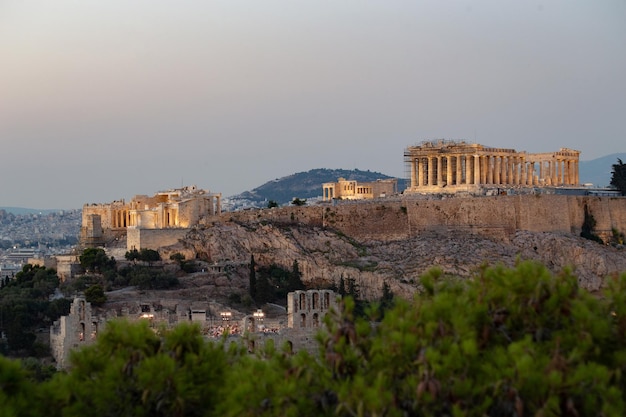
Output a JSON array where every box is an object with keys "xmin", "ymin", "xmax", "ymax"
[
  {"xmin": 51, "ymin": 290, "xmax": 341, "ymax": 369},
  {"xmin": 404, "ymin": 140, "xmax": 580, "ymax": 194},
  {"xmin": 80, "ymin": 185, "xmax": 222, "ymax": 250}
]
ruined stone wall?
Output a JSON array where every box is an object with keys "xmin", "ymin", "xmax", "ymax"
[
  {"xmin": 223, "ymin": 196, "xmax": 626, "ymax": 242},
  {"xmin": 371, "ymin": 179, "xmax": 397, "ymax": 197},
  {"xmin": 178, "ymin": 198, "xmax": 213, "ymax": 227},
  {"xmin": 82, "ymin": 204, "xmax": 117, "ymax": 229},
  {"xmin": 127, "ymin": 228, "xmax": 189, "ymax": 251},
  {"xmin": 54, "ymin": 255, "xmax": 83, "ymax": 282},
  {"xmin": 50, "ymin": 297, "xmax": 103, "ymax": 369}
]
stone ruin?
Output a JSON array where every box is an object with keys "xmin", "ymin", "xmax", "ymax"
[{"xmin": 50, "ymin": 289, "xmax": 340, "ymax": 369}]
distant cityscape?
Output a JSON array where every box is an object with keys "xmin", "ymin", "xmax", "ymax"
[{"xmin": 0, "ymin": 209, "xmax": 81, "ymax": 279}]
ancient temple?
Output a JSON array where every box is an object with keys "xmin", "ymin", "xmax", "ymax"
[
  {"xmin": 404, "ymin": 140, "xmax": 580, "ymax": 193},
  {"xmin": 80, "ymin": 185, "xmax": 222, "ymax": 248},
  {"xmin": 322, "ymin": 177, "xmax": 397, "ymax": 201}
]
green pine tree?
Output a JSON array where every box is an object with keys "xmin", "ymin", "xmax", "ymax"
[{"xmin": 249, "ymin": 254, "xmax": 257, "ymax": 300}]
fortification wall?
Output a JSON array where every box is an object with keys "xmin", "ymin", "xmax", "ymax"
[
  {"xmin": 82, "ymin": 204, "xmax": 114, "ymax": 229},
  {"xmin": 127, "ymin": 228, "xmax": 189, "ymax": 251},
  {"xmin": 223, "ymin": 196, "xmax": 626, "ymax": 242}
]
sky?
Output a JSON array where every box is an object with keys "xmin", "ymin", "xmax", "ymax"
[{"xmin": 1, "ymin": 1, "xmax": 625, "ymax": 209}]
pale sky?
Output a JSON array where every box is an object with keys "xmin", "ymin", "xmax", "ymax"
[{"xmin": 1, "ymin": 1, "xmax": 625, "ymax": 209}]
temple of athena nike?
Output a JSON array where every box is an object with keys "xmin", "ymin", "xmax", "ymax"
[{"xmin": 404, "ymin": 140, "xmax": 580, "ymax": 194}]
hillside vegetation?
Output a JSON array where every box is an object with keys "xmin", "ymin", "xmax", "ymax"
[{"xmin": 2, "ymin": 262, "xmax": 626, "ymax": 416}]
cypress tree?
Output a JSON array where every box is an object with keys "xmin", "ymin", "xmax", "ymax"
[{"xmin": 249, "ymin": 254, "xmax": 257, "ymax": 301}]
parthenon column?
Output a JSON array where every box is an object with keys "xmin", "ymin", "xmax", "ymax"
[
  {"xmin": 456, "ymin": 155, "xmax": 462, "ymax": 185},
  {"xmin": 411, "ymin": 158, "xmax": 417, "ymax": 189},
  {"xmin": 574, "ymin": 160, "xmax": 579, "ymax": 185},
  {"xmin": 446, "ymin": 156, "xmax": 453, "ymax": 186},
  {"xmin": 428, "ymin": 157, "xmax": 434, "ymax": 186},
  {"xmin": 567, "ymin": 159, "xmax": 575, "ymax": 185},
  {"xmin": 473, "ymin": 155, "xmax": 480, "ymax": 185},
  {"xmin": 436, "ymin": 156, "xmax": 442, "ymax": 186},
  {"xmin": 464, "ymin": 155, "xmax": 471, "ymax": 185},
  {"xmin": 507, "ymin": 157, "xmax": 514, "ymax": 185},
  {"xmin": 483, "ymin": 155, "xmax": 493, "ymax": 184},
  {"xmin": 480, "ymin": 156, "xmax": 488, "ymax": 184},
  {"xmin": 503, "ymin": 157, "xmax": 509, "ymax": 184},
  {"xmin": 505, "ymin": 157, "xmax": 510, "ymax": 184},
  {"xmin": 494, "ymin": 156, "xmax": 501, "ymax": 184},
  {"xmin": 551, "ymin": 161, "xmax": 558, "ymax": 185}
]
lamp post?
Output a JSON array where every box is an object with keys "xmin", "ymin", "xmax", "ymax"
[
  {"xmin": 253, "ymin": 309, "xmax": 264, "ymax": 331},
  {"xmin": 220, "ymin": 311, "xmax": 232, "ymax": 322}
]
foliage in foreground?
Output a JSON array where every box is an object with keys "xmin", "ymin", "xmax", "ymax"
[
  {"xmin": 2, "ymin": 261, "xmax": 626, "ymax": 416},
  {"xmin": 611, "ymin": 158, "xmax": 626, "ymax": 196}
]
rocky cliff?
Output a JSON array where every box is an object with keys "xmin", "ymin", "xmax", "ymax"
[{"xmin": 161, "ymin": 199, "xmax": 626, "ymax": 299}]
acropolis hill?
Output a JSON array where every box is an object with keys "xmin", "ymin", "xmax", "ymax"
[{"xmin": 77, "ymin": 142, "xmax": 626, "ymax": 297}]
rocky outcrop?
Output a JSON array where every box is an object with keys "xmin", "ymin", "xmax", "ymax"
[
  {"xmin": 510, "ymin": 231, "xmax": 626, "ymax": 291},
  {"xmin": 158, "ymin": 219, "xmax": 626, "ymax": 300}
]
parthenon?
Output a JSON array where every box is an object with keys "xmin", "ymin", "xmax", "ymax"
[{"xmin": 404, "ymin": 140, "xmax": 580, "ymax": 193}]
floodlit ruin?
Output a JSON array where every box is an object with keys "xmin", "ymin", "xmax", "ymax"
[
  {"xmin": 51, "ymin": 290, "xmax": 340, "ymax": 369},
  {"xmin": 404, "ymin": 140, "xmax": 580, "ymax": 194},
  {"xmin": 80, "ymin": 185, "xmax": 221, "ymax": 250},
  {"xmin": 322, "ymin": 177, "xmax": 398, "ymax": 201}
]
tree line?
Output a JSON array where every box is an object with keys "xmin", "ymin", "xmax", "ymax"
[
  {"xmin": 0, "ymin": 247, "xmax": 182, "ymax": 356},
  {"xmin": 2, "ymin": 261, "xmax": 626, "ymax": 416}
]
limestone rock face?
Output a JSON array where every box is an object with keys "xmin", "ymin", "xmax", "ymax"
[
  {"xmin": 160, "ymin": 220, "xmax": 626, "ymax": 300},
  {"xmin": 510, "ymin": 231, "xmax": 626, "ymax": 291}
]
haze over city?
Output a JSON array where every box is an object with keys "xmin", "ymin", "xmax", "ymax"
[{"xmin": 1, "ymin": 1, "xmax": 625, "ymax": 210}]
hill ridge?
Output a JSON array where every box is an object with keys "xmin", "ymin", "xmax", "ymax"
[{"xmin": 229, "ymin": 168, "xmax": 407, "ymax": 207}]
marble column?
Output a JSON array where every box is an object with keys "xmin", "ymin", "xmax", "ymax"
[
  {"xmin": 436, "ymin": 156, "xmax": 443, "ymax": 185},
  {"xmin": 411, "ymin": 158, "xmax": 417, "ymax": 189},
  {"xmin": 473, "ymin": 155, "xmax": 480, "ymax": 185},
  {"xmin": 446, "ymin": 156, "xmax": 453, "ymax": 186},
  {"xmin": 428, "ymin": 157, "xmax": 434, "ymax": 186},
  {"xmin": 494, "ymin": 156, "xmax": 501, "ymax": 184},
  {"xmin": 456, "ymin": 155, "xmax": 462, "ymax": 185},
  {"xmin": 480, "ymin": 156, "xmax": 488, "ymax": 184}
]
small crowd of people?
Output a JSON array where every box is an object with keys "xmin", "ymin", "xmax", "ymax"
[{"xmin": 206, "ymin": 324, "xmax": 241, "ymax": 338}]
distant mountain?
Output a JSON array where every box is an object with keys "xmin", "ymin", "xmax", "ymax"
[
  {"xmin": 579, "ymin": 153, "xmax": 626, "ymax": 188},
  {"xmin": 227, "ymin": 168, "xmax": 407, "ymax": 208},
  {"xmin": 0, "ymin": 207, "xmax": 65, "ymax": 215}
]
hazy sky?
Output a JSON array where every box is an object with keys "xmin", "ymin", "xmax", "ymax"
[{"xmin": 1, "ymin": 1, "xmax": 625, "ymax": 209}]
